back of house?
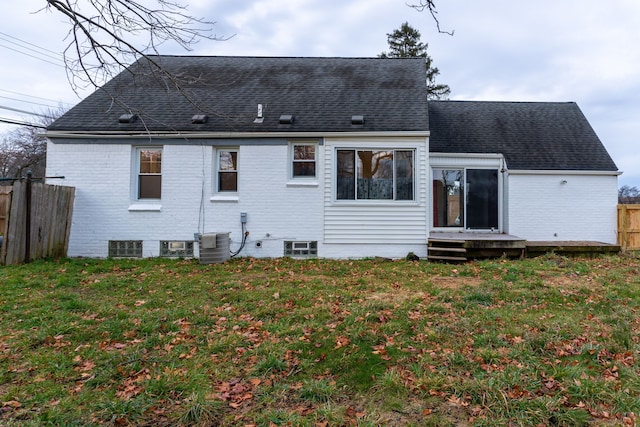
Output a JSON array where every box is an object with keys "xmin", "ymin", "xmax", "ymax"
[
  {"xmin": 46, "ymin": 56, "xmax": 431, "ymax": 259},
  {"xmin": 46, "ymin": 56, "xmax": 619, "ymax": 260}
]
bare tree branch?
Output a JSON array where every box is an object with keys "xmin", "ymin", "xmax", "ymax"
[
  {"xmin": 42, "ymin": 0, "xmax": 229, "ymax": 92},
  {"xmin": 407, "ymin": 1, "xmax": 454, "ymax": 36}
]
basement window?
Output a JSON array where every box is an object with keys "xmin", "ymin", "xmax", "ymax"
[
  {"xmin": 284, "ymin": 241, "xmax": 318, "ymax": 257},
  {"xmin": 109, "ymin": 240, "xmax": 143, "ymax": 258},
  {"xmin": 160, "ymin": 241, "xmax": 194, "ymax": 258}
]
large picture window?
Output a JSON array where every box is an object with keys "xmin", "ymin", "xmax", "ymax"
[
  {"xmin": 137, "ymin": 148, "xmax": 162, "ymax": 199},
  {"xmin": 336, "ymin": 149, "xmax": 414, "ymax": 201},
  {"xmin": 217, "ymin": 149, "xmax": 238, "ymax": 192}
]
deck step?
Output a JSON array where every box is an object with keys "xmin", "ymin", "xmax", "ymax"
[
  {"xmin": 427, "ymin": 246, "xmax": 467, "ymax": 253},
  {"xmin": 428, "ymin": 237, "xmax": 467, "ymax": 262},
  {"xmin": 428, "ymin": 238, "xmax": 466, "ymax": 245}
]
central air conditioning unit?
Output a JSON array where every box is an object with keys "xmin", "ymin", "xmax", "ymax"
[{"xmin": 198, "ymin": 232, "xmax": 230, "ymax": 264}]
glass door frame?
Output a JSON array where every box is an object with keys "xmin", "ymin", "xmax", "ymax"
[{"xmin": 431, "ymin": 165, "xmax": 503, "ymax": 233}]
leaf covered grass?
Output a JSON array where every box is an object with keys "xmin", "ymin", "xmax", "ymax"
[{"xmin": 1, "ymin": 253, "xmax": 639, "ymax": 426}]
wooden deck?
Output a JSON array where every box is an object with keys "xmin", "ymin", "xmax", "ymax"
[
  {"xmin": 428, "ymin": 232, "xmax": 620, "ymax": 261},
  {"xmin": 525, "ymin": 241, "xmax": 621, "ymax": 257}
]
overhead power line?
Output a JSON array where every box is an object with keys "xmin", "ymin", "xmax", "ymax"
[
  {"xmin": 0, "ymin": 88, "xmax": 74, "ymax": 107},
  {"xmin": 0, "ymin": 95, "xmax": 67, "ymax": 110},
  {"xmin": 0, "ymin": 43, "xmax": 65, "ymax": 68},
  {"xmin": 0, "ymin": 105, "xmax": 51, "ymax": 118},
  {"xmin": 0, "ymin": 117, "xmax": 47, "ymax": 129},
  {"xmin": 0, "ymin": 31, "xmax": 62, "ymax": 57},
  {"xmin": 0, "ymin": 31, "xmax": 65, "ymax": 67}
]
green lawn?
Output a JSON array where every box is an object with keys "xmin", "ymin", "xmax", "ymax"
[{"xmin": 1, "ymin": 254, "xmax": 639, "ymax": 426}]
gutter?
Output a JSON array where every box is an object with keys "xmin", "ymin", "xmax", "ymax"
[
  {"xmin": 507, "ymin": 169, "xmax": 622, "ymax": 176},
  {"xmin": 46, "ymin": 130, "xmax": 430, "ymax": 140}
]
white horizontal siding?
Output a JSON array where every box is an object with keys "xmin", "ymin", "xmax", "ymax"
[{"xmin": 323, "ymin": 136, "xmax": 428, "ymax": 245}]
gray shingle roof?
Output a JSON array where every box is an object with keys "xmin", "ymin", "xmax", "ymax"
[
  {"xmin": 49, "ymin": 57, "xmax": 617, "ymax": 173},
  {"xmin": 48, "ymin": 56, "xmax": 429, "ymax": 133},
  {"xmin": 428, "ymin": 100, "xmax": 618, "ymax": 171}
]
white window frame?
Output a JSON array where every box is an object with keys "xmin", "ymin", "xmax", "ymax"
[
  {"xmin": 133, "ymin": 146, "xmax": 162, "ymax": 202},
  {"xmin": 289, "ymin": 141, "xmax": 319, "ymax": 181},
  {"xmin": 334, "ymin": 147, "xmax": 416, "ymax": 203},
  {"xmin": 212, "ymin": 148, "xmax": 239, "ymax": 202}
]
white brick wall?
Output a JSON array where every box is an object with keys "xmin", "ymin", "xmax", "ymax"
[
  {"xmin": 207, "ymin": 144, "xmax": 325, "ymax": 258},
  {"xmin": 47, "ymin": 142, "xmax": 327, "ymax": 258},
  {"xmin": 507, "ymin": 173, "xmax": 618, "ymax": 243}
]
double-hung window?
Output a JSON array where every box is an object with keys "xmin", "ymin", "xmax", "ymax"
[
  {"xmin": 217, "ymin": 149, "xmax": 238, "ymax": 192},
  {"xmin": 137, "ymin": 148, "xmax": 162, "ymax": 199},
  {"xmin": 336, "ymin": 149, "xmax": 414, "ymax": 201},
  {"xmin": 291, "ymin": 143, "xmax": 317, "ymax": 178}
]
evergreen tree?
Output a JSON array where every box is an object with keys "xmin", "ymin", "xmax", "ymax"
[{"xmin": 379, "ymin": 22, "xmax": 450, "ymax": 100}]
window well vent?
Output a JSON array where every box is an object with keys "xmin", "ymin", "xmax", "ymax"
[
  {"xmin": 284, "ymin": 241, "xmax": 318, "ymax": 257},
  {"xmin": 160, "ymin": 241, "xmax": 194, "ymax": 257},
  {"xmin": 109, "ymin": 240, "xmax": 143, "ymax": 258}
]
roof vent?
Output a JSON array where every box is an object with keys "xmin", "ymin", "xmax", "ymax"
[
  {"xmin": 351, "ymin": 115, "xmax": 365, "ymax": 126},
  {"xmin": 191, "ymin": 114, "xmax": 208, "ymax": 124},
  {"xmin": 118, "ymin": 113, "xmax": 137, "ymax": 123},
  {"xmin": 279, "ymin": 114, "xmax": 294, "ymax": 125},
  {"xmin": 253, "ymin": 103, "xmax": 264, "ymax": 124}
]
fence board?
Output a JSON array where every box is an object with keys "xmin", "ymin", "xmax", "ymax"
[
  {"xmin": 618, "ymin": 204, "xmax": 640, "ymax": 251},
  {"xmin": 0, "ymin": 187, "xmax": 10, "ymax": 238},
  {"xmin": 0, "ymin": 181, "xmax": 75, "ymax": 265}
]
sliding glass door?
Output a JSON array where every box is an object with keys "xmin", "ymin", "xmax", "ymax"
[
  {"xmin": 432, "ymin": 168, "xmax": 499, "ymax": 231},
  {"xmin": 432, "ymin": 169, "xmax": 463, "ymax": 227},
  {"xmin": 466, "ymin": 169, "xmax": 499, "ymax": 230}
]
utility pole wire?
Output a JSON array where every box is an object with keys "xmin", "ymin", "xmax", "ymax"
[
  {"xmin": 0, "ymin": 105, "xmax": 52, "ymax": 118},
  {"xmin": 0, "ymin": 43, "xmax": 66, "ymax": 68},
  {"xmin": 0, "ymin": 88, "xmax": 73, "ymax": 107},
  {"xmin": 0, "ymin": 96, "xmax": 66, "ymax": 110},
  {"xmin": 0, "ymin": 31, "xmax": 63, "ymax": 57},
  {"xmin": 0, "ymin": 117, "xmax": 48, "ymax": 129}
]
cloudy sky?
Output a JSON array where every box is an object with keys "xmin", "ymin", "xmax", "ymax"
[{"xmin": 1, "ymin": 0, "xmax": 638, "ymax": 187}]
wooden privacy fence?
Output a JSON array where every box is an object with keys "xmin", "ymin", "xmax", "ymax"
[
  {"xmin": 0, "ymin": 186, "xmax": 10, "ymax": 242},
  {"xmin": 0, "ymin": 180, "xmax": 75, "ymax": 265},
  {"xmin": 618, "ymin": 204, "xmax": 640, "ymax": 252}
]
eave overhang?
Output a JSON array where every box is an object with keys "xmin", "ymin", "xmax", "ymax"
[{"xmin": 46, "ymin": 130, "xmax": 430, "ymax": 141}]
